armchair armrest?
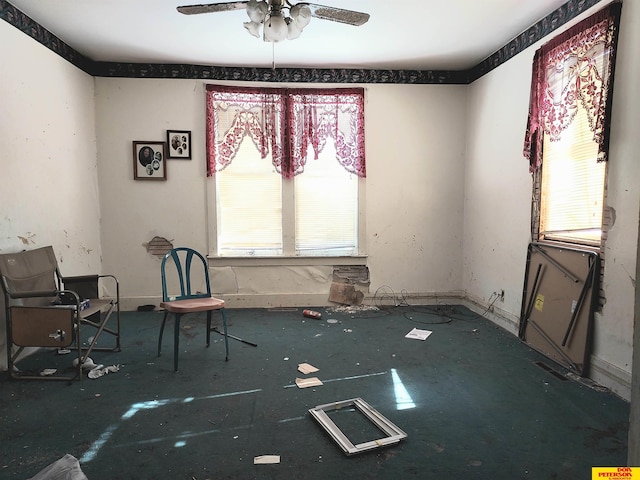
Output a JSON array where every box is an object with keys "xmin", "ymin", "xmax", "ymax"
[
  {"xmin": 7, "ymin": 289, "xmax": 58, "ymax": 300},
  {"xmin": 7, "ymin": 288, "xmax": 82, "ymax": 310},
  {"xmin": 61, "ymin": 273, "xmax": 119, "ymax": 305}
]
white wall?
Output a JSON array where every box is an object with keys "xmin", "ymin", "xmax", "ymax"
[
  {"xmin": 0, "ymin": 21, "xmax": 100, "ymax": 368},
  {"xmin": 95, "ymin": 79, "xmax": 468, "ymax": 309},
  {"xmin": 464, "ymin": 0, "xmax": 640, "ymax": 399},
  {"xmin": 463, "ymin": 54, "xmax": 533, "ymax": 330},
  {"xmin": 365, "ymin": 85, "xmax": 467, "ymax": 298},
  {"xmin": 621, "ymin": 0, "xmax": 640, "ymax": 459},
  {"xmin": 599, "ymin": 0, "xmax": 640, "ymax": 394}
]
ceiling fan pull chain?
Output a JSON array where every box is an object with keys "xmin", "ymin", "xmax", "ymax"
[{"xmin": 272, "ymin": 42, "xmax": 276, "ymax": 70}]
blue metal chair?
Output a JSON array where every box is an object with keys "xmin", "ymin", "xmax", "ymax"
[{"xmin": 158, "ymin": 248, "xmax": 229, "ymax": 371}]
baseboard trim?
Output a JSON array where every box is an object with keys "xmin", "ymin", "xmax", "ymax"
[
  {"xmin": 462, "ymin": 294, "xmax": 520, "ymax": 336},
  {"xmin": 121, "ymin": 291, "xmax": 466, "ymax": 311},
  {"xmin": 589, "ymin": 355, "xmax": 631, "ymax": 401},
  {"xmin": 122, "ymin": 293, "xmax": 336, "ymax": 311}
]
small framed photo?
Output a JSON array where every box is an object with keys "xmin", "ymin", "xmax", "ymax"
[
  {"xmin": 166, "ymin": 129, "xmax": 192, "ymax": 159},
  {"xmin": 133, "ymin": 141, "xmax": 167, "ymax": 180}
]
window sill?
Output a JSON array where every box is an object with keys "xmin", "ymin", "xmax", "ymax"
[
  {"xmin": 207, "ymin": 255, "xmax": 368, "ymax": 267},
  {"xmin": 536, "ymin": 239, "xmax": 601, "ymax": 254}
]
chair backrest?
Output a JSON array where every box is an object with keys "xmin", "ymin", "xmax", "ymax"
[
  {"xmin": 160, "ymin": 248, "xmax": 212, "ymax": 302},
  {"xmin": 0, "ymin": 246, "xmax": 60, "ymax": 307}
]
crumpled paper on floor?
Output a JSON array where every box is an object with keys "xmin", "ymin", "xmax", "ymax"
[
  {"xmin": 254, "ymin": 455, "xmax": 280, "ymax": 464},
  {"xmin": 87, "ymin": 364, "xmax": 120, "ymax": 379},
  {"xmin": 295, "ymin": 377, "xmax": 323, "ymax": 388}
]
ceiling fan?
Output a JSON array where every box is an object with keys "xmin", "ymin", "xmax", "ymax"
[{"xmin": 177, "ymin": 0, "xmax": 370, "ymax": 42}]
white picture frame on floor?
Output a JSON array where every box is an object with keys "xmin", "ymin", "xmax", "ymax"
[{"xmin": 308, "ymin": 397, "xmax": 407, "ymax": 455}]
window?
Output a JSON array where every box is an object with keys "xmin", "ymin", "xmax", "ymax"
[
  {"xmin": 293, "ymin": 140, "xmax": 359, "ymax": 256},
  {"xmin": 216, "ymin": 139, "xmax": 283, "ymax": 255},
  {"xmin": 524, "ymin": 2, "xmax": 621, "ymax": 248},
  {"xmin": 206, "ymin": 85, "xmax": 365, "ymax": 258},
  {"xmin": 539, "ymin": 104, "xmax": 606, "ymax": 246}
]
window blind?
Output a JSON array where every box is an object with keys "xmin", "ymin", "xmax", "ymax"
[
  {"xmin": 540, "ymin": 105, "xmax": 606, "ymax": 245},
  {"xmin": 295, "ymin": 142, "xmax": 358, "ymax": 256},
  {"xmin": 216, "ymin": 139, "xmax": 283, "ymax": 255}
]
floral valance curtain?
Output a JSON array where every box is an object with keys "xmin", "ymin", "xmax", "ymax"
[
  {"xmin": 523, "ymin": 2, "xmax": 622, "ymax": 173},
  {"xmin": 206, "ymin": 85, "xmax": 365, "ymax": 178}
]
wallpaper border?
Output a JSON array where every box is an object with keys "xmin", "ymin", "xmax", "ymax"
[{"xmin": 0, "ymin": 0, "xmax": 607, "ymax": 84}]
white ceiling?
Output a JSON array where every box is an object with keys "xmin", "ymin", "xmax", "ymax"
[{"xmin": 6, "ymin": 0, "xmax": 570, "ymax": 71}]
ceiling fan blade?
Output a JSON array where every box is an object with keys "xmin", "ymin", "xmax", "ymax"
[
  {"xmin": 303, "ymin": 3, "xmax": 370, "ymax": 26},
  {"xmin": 177, "ymin": 2, "xmax": 248, "ymax": 15}
]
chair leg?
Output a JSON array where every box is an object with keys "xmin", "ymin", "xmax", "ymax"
[
  {"xmin": 173, "ymin": 313, "xmax": 182, "ymax": 372},
  {"xmin": 206, "ymin": 311, "xmax": 212, "ymax": 347},
  {"xmin": 158, "ymin": 311, "xmax": 169, "ymax": 357},
  {"xmin": 221, "ymin": 308, "xmax": 229, "ymax": 361}
]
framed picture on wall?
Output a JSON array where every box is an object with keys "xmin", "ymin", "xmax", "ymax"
[
  {"xmin": 166, "ymin": 129, "xmax": 192, "ymax": 159},
  {"xmin": 133, "ymin": 141, "xmax": 167, "ymax": 180}
]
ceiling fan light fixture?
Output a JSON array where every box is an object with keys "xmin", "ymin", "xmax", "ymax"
[
  {"xmin": 242, "ymin": 0, "xmax": 312, "ymax": 42},
  {"xmin": 243, "ymin": 20, "xmax": 262, "ymax": 38},
  {"xmin": 245, "ymin": 0, "xmax": 268, "ymax": 23},
  {"xmin": 286, "ymin": 18, "xmax": 303, "ymax": 40},
  {"xmin": 263, "ymin": 12, "xmax": 288, "ymax": 42},
  {"xmin": 289, "ymin": 4, "xmax": 311, "ymax": 29}
]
